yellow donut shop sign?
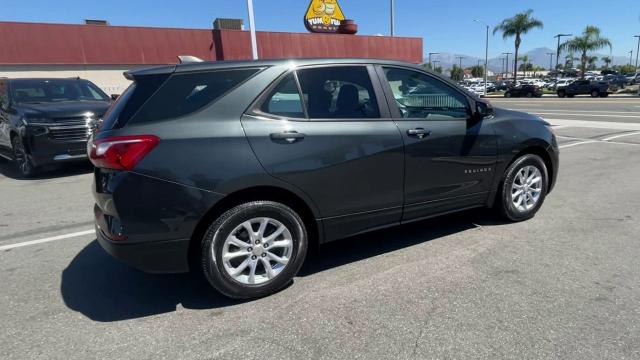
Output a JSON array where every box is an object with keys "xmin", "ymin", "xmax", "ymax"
[{"xmin": 304, "ymin": 0, "xmax": 346, "ymax": 33}]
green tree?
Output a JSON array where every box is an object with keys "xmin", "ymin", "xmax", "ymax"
[
  {"xmin": 560, "ymin": 26, "xmax": 612, "ymax": 78},
  {"xmin": 587, "ymin": 56, "xmax": 599, "ymax": 70},
  {"xmin": 614, "ymin": 64, "xmax": 636, "ymax": 74},
  {"xmin": 433, "ymin": 66, "xmax": 443, "ymax": 74},
  {"xmin": 602, "ymin": 56, "xmax": 612, "ymax": 69},
  {"xmin": 493, "ymin": 9, "xmax": 544, "ymax": 81},
  {"xmin": 450, "ymin": 65, "xmax": 464, "ymax": 81},
  {"xmin": 470, "ymin": 65, "xmax": 484, "ymax": 78}
]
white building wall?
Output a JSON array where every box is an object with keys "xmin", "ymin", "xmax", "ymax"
[{"xmin": 0, "ymin": 64, "xmax": 155, "ymax": 95}]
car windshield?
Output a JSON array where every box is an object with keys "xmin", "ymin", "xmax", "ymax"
[{"xmin": 10, "ymin": 79, "xmax": 109, "ymax": 104}]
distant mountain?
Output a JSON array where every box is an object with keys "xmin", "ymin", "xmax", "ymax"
[{"xmin": 425, "ymin": 47, "xmax": 631, "ymax": 73}]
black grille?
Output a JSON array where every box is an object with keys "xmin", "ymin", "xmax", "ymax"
[{"xmin": 48, "ymin": 117, "xmax": 91, "ymax": 141}]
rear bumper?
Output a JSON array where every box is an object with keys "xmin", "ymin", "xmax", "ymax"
[{"xmin": 96, "ymin": 225, "xmax": 190, "ymax": 274}]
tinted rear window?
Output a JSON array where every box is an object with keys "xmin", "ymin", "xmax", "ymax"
[
  {"xmin": 130, "ymin": 68, "xmax": 260, "ymax": 124},
  {"xmin": 100, "ymin": 73, "xmax": 169, "ymax": 130}
]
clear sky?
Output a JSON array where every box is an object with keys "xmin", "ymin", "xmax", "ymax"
[{"xmin": 3, "ymin": 0, "xmax": 640, "ymax": 59}]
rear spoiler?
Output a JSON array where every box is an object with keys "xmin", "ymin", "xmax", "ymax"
[
  {"xmin": 177, "ymin": 55, "xmax": 204, "ymax": 64},
  {"xmin": 123, "ymin": 55, "xmax": 205, "ymax": 80}
]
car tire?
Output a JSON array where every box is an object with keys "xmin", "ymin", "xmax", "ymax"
[
  {"xmin": 11, "ymin": 136, "xmax": 38, "ymax": 178},
  {"xmin": 526, "ymin": 92, "xmax": 533, "ymax": 98},
  {"xmin": 201, "ymin": 201, "xmax": 308, "ymax": 299},
  {"xmin": 591, "ymin": 90, "xmax": 600, "ymax": 98},
  {"xmin": 496, "ymin": 154, "xmax": 548, "ymax": 222},
  {"xmin": 557, "ymin": 90, "xmax": 566, "ymax": 98},
  {"xmin": 504, "ymin": 92, "xmax": 512, "ymax": 98}
]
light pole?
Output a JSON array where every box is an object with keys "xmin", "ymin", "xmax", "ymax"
[
  {"xmin": 390, "ymin": 0, "xmax": 394, "ymax": 36},
  {"xmin": 546, "ymin": 52, "xmax": 554, "ymax": 72},
  {"xmin": 428, "ymin": 52, "xmax": 439, "ymax": 68},
  {"xmin": 474, "ymin": 19, "xmax": 489, "ymax": 95},
  {"xmin": 630, "ymin": 50, "xmax": 634, "ymax": 66},
  {"xmin": 634, "ymin": 35, "xmax": 640, "ymax": 69},
  {"xmin": 500, "ymin": 57, "xmax": 505, "ymax": 78},
  {"xmin": 247, "ymin": 0, "xmax": 258, "ymax": 60},
  {"xmin": 456, "ymin": 56, "xmax": 465, "ymax": 69},
  {"xmin": 502, "ymin": 52, "xmax": 513, "ymax": 80},
  {"xmin": 554, "ymin": 33, "xmax": 572, "ymax": 77}
]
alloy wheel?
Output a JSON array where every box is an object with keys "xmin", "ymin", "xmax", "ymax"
[
  {"xmin": 220, "ymin": 217, "xmax": 293, "ymax": 285},
  {"xmin": 12, "ymin": 139, "xmax": 32, "ymax": 176},
  {"xmin": 510, "ymin": 165, "xmax": 543, "ymax": 212}
]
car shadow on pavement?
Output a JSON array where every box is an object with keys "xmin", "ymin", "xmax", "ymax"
[
  {"xmin": 61, "ymin": 208, "xmax": 506, "ymax": 322},
  {"xmin": 0, "ymin": 158, "xmax": 93, "ymax": 180}
]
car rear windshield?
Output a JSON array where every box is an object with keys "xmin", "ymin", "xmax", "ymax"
[{"xmin": 10, "ymin": 79, "xmax": 109, "ymax": 104}]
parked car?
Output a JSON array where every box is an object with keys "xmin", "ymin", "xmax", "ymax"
[
  {"xmin": 602, "ymin": 74, "xmax": 627, "ymax": 88},
  {"xmin": 504, "ymin": 85, "xmax": 543, "ymax": 98},
  {"xmin": 0, "ymin": 77, "xmax": 112, "ymax": 177},
  {"xmin": 625, "ymin": 73, "xmax": 639, "ymax": 85},
  {"xmin": 557, "ymin": 80, "xmax": 614, "ymax": 98},
  {"xmin": 89, "ymin": 58, "xmax": 559, "ymax": 299},
  {"xmin": 554, "ymin": 79, "xmax": 574, "ymax": 90}
]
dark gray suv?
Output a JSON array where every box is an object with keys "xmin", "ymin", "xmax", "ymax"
[{"xmin": 90, "ymin": 59, "xmax": 559, "ymax": 299}]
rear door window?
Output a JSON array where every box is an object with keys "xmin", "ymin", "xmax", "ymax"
[
  {"xmin": 296, "ymin": 66, "xmax": 380, "ymax": 119},
  {"xmin": 130, "ymin": 68, "xmax": 260, "ymax": 124}
]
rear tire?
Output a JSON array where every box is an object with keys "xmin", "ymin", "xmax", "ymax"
[
  {"xmin": 496, "ymin": 154, "xmax": 548, "ymax": 222},
  {"xmin": 504, "ymin": 91, "xmax": 512, "ymax": 98},
  {"xmin": 591, "ymin": 90, "xmax": 600, "ymax": 98},
  {"xmin": 11, "ymin": 136, "xmax": 38, "ymax": 178},
  {"xmin": 526, "ymin": 92, "xmax": 533, "ymax": 98},
  {"xmin": 557, "ymin": 90, "xmax": 566, "ymax": 98},
  {"xmin": 201, "ymin": 201, "xmax": 308, "ymax": 299}
]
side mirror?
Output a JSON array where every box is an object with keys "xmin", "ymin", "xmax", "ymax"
[
  {"xmin": 110, "ymin": 94, "xmax": 120, "ymax": 101},
  {"xmin": 475, "ymin": 101, "xmax": 494, "ymax": 119}
]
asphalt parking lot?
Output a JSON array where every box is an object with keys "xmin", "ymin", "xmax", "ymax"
[{"xmin": 1, "ymin": 96, "xmax": 640, "ymax": 359}]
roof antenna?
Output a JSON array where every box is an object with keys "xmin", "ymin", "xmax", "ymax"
[{"xmin": 178, "ymin": 55, "xmax": 204, "ymax": 64}]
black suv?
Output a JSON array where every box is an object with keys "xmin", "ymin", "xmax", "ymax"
[
  {"xmin": 504, "ymin": 85, "xmax": 543, "ymax": 98},
  {"xmin": 0, "ymin": 78, "xmax": 112, "ymax": 176},
  {"xmin": 90, "ymin": 59, "xmax": 559, "ymax": 299},
  {"xmin": 557, "ymin": 80, "xmax": 613, "ymax": 98}
]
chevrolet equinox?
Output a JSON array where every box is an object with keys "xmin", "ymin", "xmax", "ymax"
[{"xmin": 89, "ymin": 59, "xmax": 559, "ymax": 299}]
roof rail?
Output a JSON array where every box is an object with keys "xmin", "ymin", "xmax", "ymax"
[{"xmin": 178, "ymin": 55, "xmax": 205, "ymax": 64}]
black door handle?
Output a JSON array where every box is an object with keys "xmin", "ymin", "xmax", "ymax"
[
  {"xmin": 407, "ymin": 128, "xmax": 431, "ymax": 139},
  {"xmin": 270, "ymin": 131, "xmax": 305, "ymax": 143}
]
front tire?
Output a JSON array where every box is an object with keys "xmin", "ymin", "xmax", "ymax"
[
  {"xmin": 557, "ymin": 90, "xmax": 566, "ymax": 98},
  {"xmin": 591, "ymin": 90, "xmax": 600, "ymax": 98},
  {"xmin": 11, "ymin": 136, "xmax": 38, "ymax": 178},
  {"xmin": 504, "ymin": 91, "xmax": 512, "ymax": 98},
  {"xmin": 496, "ymin": 154, "xmax": 548, "ymax": 222},
  {"xmin": 201, "ymin": 201, "xmax": 308, "ymax": 299}
]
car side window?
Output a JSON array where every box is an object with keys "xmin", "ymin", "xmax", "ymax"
[
  {"xmin": 296, "ymin": 66, "xmax": 380, "ymax": 119},
  {"xmin": 260, "ymin": 73, "xmax": 305, "ymax": 118},
  {"xmin": 382, "ymin": 67, "xmax": 468, "ymax": 120}
]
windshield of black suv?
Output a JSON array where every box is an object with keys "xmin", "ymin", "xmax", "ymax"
[{"xmin": 10, "ymin": 79, "xmax": 110, "ymax": 104}]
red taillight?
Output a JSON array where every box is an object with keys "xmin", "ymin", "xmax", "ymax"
[{"xmin": 88, "ymin": 135, "xmax": 159, "ymax": 171}]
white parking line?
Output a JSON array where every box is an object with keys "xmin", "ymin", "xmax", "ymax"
[
  {"xmin": 601, "ymin": 131, "xmax": 640, "ymax": 141},
  {"xmin": 544, "ymin": 119, "xmax": 640, "ymax": 130},
  {"xmin": 559, "ymin": 140, "xmax": 599, "ymax": 149},
  {"xmin": 524, "ymin": 111, "xmax": 640, "ymax": 119},
  {"xmin": 0, "ymin": 230, "xmax": 95, "ymax": 251},
  {"xmin": 508, "ymin": 108, "xmax": 640, "ymax": 115}
]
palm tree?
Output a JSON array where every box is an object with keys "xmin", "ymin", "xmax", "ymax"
[
  {"xmin": 602, "ymin": 56, "xmax": 612, "ymax": 69},
  {"xmin": 493, "ymin": 9, "xmax": 544, "ymax": 81},
  {"xmin": 519, "ymin": 54, "xmax": 530, "ymax": 76},
  {"xmin": 560, "ymin": 26, "xmax": 612, "ymax": 78},
  {"xmin": 587, "ymin": 56, "xmax": 599, "ymax": 70},
  {"xmin": 565, "ymin": 53, "xmax": 578, "ymax": 70}
]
